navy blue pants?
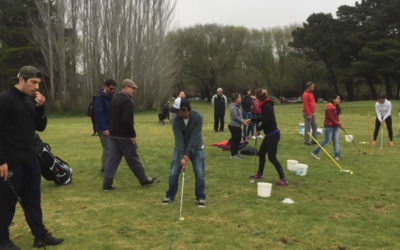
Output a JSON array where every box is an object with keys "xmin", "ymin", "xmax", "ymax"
[{"xmin": 0, "ymin": 159, "xmax": 48, "ymax": 244}]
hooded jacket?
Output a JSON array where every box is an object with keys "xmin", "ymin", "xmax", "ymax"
[
  {"xmin": 252, "ymin": 98, "xmax": 278, "ymax": 135},
  {"xmin": 324, "ymin": 102, "xmax": 341, "ymax": 127}
]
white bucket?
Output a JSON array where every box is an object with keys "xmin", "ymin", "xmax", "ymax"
[
  {"xmin": 345, "ymin": 134, "xmax": 353, "ymax": 142},
  {"xmin": 257, "ymin": 182, "xmax": 272, "ymax": 198},
  {"xmin": 295, "ymin": 164, "xmax": 308, "ymax": 176},
  {"xmin": 287, "ymin": 160, "xmax": 298, "ymax": 172},
  {"xmin": 298, "ymin": 123, "xmax": 305, "ymax": 135},
  {"xmin": 317, "ymin": 128, "xmax": 322, "ymax": 135}
]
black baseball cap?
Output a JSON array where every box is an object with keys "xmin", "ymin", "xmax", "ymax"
[
  {"xmin": 16, "ymin": 66, "xmax": 43, "ymax": 79},
  {"xmin": 170, "ymin": 97, "xmax": 191, "ymax": 113}
]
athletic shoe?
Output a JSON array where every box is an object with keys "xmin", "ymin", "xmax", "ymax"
[
  {"xmin": 162, "ymin": 197, "xmax": 172, "ymax": 205},
  {"xmin": 257, "ymin": 135, "xmax": 264, "ymax": 139},
  {"xmin": 311, "ymin": 141, "xmax": 317, "ymax": 145},
  {"xmin": 334, "ymin": 157, "xmax": 340, "ymax": 161},
  {"xmin": 91, "ymin": 133, "xmax": 97, "ymax": 136},
  {"xmin": 0, "ymin": 240, "xmax": 20, "ymax": 250},
  {"xmin": 249, "ymin": 173, "xmax": 264, "ymax": 179},
  {"xmin": 197, "ymin": 199, "xmax": 206, "ymax": 208},
  {"xmin": 304, "ymin": 142, "xmax": 313, "ymax": 146},
  {"xmin": 311, "ymin": 152, "xmax": 320, "ymax": 160},
  {"xmin": 371, "ymin": 140, "xmax": 376, "ymax": 145},
  {"xmin": 252, "ymin": 136, "xmax": 256, "ymax": 140},
  {"xmin": 33, "ymin": 234, "xmax": 64, "ymax": 248},
  {"xmin": 389, "ymin": 141, "xmax": 394, "ymax": 146},
  {"xmin": 230, "ymin": 155, "xmax": 240, "ymax": 160},
  {"xmin": 276, "ymin": 179, "xmax": 288, "ymax": 186},
  {"xmin": 102, "ymin": 186, "xmax": 116, "ymax": 191},
  {"xmin": 142, "ymin": 177, "xmax": 159, "ymax": 186}
]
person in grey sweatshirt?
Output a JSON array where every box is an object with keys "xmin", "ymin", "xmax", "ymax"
[
  {"xmin": 228, "ymin": 93, "xmax": 250, "ymax": 159},
  {"xmin": 372, "ymin": 93, "xmax": 394, "ymax": 146}
]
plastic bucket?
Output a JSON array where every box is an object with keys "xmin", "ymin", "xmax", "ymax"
[
  {"xmin": 287, "ymin": 160, "xmax": 298, "ymax": 172},
  {"xmin": 345, "ymin": 134, "xmax": 353, "ymax": 142},
  {"xmin": 257, "ymin": 182, "xmax": 272, "ymax": 197},
  {"xmin": 298, "ymin": 123, "xmax": 305, "ymax": 135},
  {"xmin": 295, "ymin": 164, "xmax": 308, "ymax": 176}
]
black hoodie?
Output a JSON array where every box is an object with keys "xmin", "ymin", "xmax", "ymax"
[{"xmin": 252, "ymin": 98, "xmax": 278, "ymax": 135}]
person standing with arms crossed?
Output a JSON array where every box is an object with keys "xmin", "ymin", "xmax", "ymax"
[
  {"xmin": 229, "ymin": 93, "xmax": 251, "ymax": 160},
  {"xmin": 212, "ymin": 88, "xmax": 227, "ymax": 132},
  {"xmin": 0, "ymin": 66, "xmax": 64, "ymax": 249},
  {"xmin": 302, "ymin": 82, "xmax": 317, "ymax": 145}
]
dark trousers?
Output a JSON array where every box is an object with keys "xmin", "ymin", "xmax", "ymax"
[
  {"xmin": 257, "ymin": 132, "xmax": 286, "ymax": 180},
  {"xmin": 373, "ymin": 116, "xmax": 393, "ymax": 141},
  {"xmin": 229, "ymin": 125, "xmax": 242, "ymax": 156},
  {"xmin": 0, "ymin": 159, "xmax": 48, "ymax": 244},
  {"xmin": 103, "ymin": 137, "xmax": 149, "ymax": 187},
  {"xmin": 214, "ymin": 112, "xmax": 225, "ymax": 132}
]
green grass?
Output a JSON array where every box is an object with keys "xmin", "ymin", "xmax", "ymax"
[{"xmin": 9, "ymin": 101, "xmax": 400, "ymax": 249}]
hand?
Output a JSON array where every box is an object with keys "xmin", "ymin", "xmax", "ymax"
[
  {"xmin": 307, "ymin": 115, "xmax": 311, "ymax": 120},
  {"xmin": 130, "ymin": 137, "xmax": 136, "ymax": 144},
  {"xmin": 381, "ymin": 120, "xmax": 384, "ymax": 126},
  {"xmin": 103, "ymin": 130, "xmax": 109, "ymax": 136},
  {"xmin": 0, "ymin": 163, "xmax": 8, "ymax": 181},
  {"xmin": 180, "ymin": 158, "xmax": 187, "ymax": 169},
  {"xmin": 255, "ymin": 130, "xmax": 259, "ymax": 136},
  {"xmin": 34, "ymin": 92, "xmax": 46, "ymax": 107}
]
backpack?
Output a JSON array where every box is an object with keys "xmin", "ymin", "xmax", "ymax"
[{"xmin": 37, "ymin": 143, "xmax": 73, "ymax": 185}]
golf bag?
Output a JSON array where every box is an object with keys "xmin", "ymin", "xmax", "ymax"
[
  {"xmin": 240, "ymin": 145, "xmax": 258, "ymax": 155},
  {"xmin": 158, "ymin": 102, "xmax": 170, "ymax": 125},
  {"xmin": 37, "ymin": 143, "xmax": 73, "ymax": 185}
]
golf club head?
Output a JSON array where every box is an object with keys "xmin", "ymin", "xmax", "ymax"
[
  {"xmin": 341, "ymin": 169, "xmax": 354, "ymax": 175},
  {"xmin": 8, "ymin": 171, "xmax": 14, "ymax": 178}
]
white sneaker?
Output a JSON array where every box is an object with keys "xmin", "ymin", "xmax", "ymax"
[
  {"xmin": 334, "ymin": 157, "xmax": 340, "ymax": 161},
  {"xmin": 230, "ymin": 155, "xmax": 240, "ymax": 160},
  {"xmin": 311, "ymin": 152, "xmax": 320, "ymax": 160},
  {"xmin": 251, "ymin": 136, "xmax": 256, "ymax": 140},
  {"xmin": 257, "ymin": 135, "xmax": 264, "ymax": 139}
]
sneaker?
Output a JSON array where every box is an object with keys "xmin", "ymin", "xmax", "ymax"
[
  {"xmin": 311, "ymin": 141, "xmax": 317, "ymax": 145},
  {"xmin": 389, "ymin": 141, "xmax": 394, "ymax": 146},
  {"xmin": 251, "ymin": 136, "xmax": 256, "ymax": 140},
  {"xmin": 91, "ymin": 133, "xmax": 97, "ymax": 136},
  {"xmin": 311, "ymin": 152, "xmax": 320, "ymax": 160},
  {"xmin": 304, "ymin": 142, "xmax": 313, "ymax": 146},
  {"xmin": 102, "ymin": 186, "xmax": 116, "ymax": 191},
  {"xmin": 0, "ymin": 240, "xmax": 20, "ymax": 250},
  {"xmin": 33, "ymin": 234, "xmax": 64, "ymax": 248},
  {"xmin": 277, "ymin": 179, "xmax": 288, "ymax": 186},
  {"xmin": 371, "ymin": 140, "xmax": 376, "ymax": 145},
  {"xmin": 230, "ymin": 155, "xmax": 240, "ymax": 160},
  {"xmin": 249, "ymin": 173, "xmax": 264, "ymax": 179},
  {"xmin": 334, "ymin": 157, "xmax": 340, "ymax": 161},
  {"xmin": 257, "ymin": 135, "xmax": 264, "ymax": 139},
  {"xmin": 142, "ymin": 177, "xmax": 159, "ymax": 186},
  {"xmin": 162, "ymin": 197, "xmax": 173, "ymax": 205},
  {"xmin": 197, "ymin": 199, "xmax": 206, "ymax": 208}
]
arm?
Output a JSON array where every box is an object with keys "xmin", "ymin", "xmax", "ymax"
[
  {"xmin": 382, "ymin": 101, "xmax": 391, "ymax": 121},
  {"xmin": 121, "ymin": 98, "xmax": 135, "ymax": 138},
  {"xmin": 94, "ymin": 96, "xmax": 107, "ymax": 131},
  {"xmin": 303, "ymin": 92, "xmax": 311, "ymax": 116},
  {"xmin": 0, "ymin": 96, "xmax": 9, "ymax": 180},
  {"xmin": 223, "ymin": 95, "xmax": 228, "ymax": 107},
  {"xmin": 376, "ymin": 103, "xmax": 382, "ymax": 121},
  {"xmin": 34, "ymin": 106, "xmax": 47, "ymax": 132},
  {"xmin": 185, "ymin": 115, "xmax": 203, "ymax": 156},
  {"xmin": 173, "ymin": 119, "xmax": 186, "ymax": 160},
  {"xmin": 230, "ymin": 106, "xmax": 244, "ymax": 125},
  {"xmin": 211, "ymin": 95, "xmax": 215, "ymax": 105},
  {"xmin": 326, "ymin": 107, "xmax": 341, "ymax": 127}
]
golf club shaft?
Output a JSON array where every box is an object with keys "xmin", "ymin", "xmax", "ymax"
[
  {"xmin": 179, "ymin": 169, "xmax": 185, "ymax": 220},
  {"xmin": 136, "ymin": 147, "xmax": 153, "ymax": 176},
  {"xmin": 380, "ymin": 125, "xmax": 383, "ymax": 150},
  {"xmin": 341, "ymin": 128, "xmax": 363, "ymax": 153},
  {"xmin": 307, "ymin": 132, "xmax": 344, "ymax": 171}
]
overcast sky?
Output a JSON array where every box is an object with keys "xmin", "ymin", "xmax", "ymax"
[{"xmin": 173, "ymin": 0, "xmax": 357, "ymax": 30}]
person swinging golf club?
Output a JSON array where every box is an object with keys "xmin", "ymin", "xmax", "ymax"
[
  {"xmin": 311, "ymin": 94, "xmax": 342, "ymax": 161},
  {"xmin": 162, "ymin": 98, "xmax": 206, "ymax": 208},
  {"xmin": 249, "ymin": 89, "xmax": 288, "ymax": 186},
  {"xmin": 371, "ymin": 93, "xmax": 394, "ymax": 147},
  {"xmin": 0, "ymin": 66, "xmax": 64, "ymax": 249}
]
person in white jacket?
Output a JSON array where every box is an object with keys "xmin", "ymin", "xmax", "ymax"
[{"xmin": 372, "ymin": 93, "xmax": 394, "ymax": 146}]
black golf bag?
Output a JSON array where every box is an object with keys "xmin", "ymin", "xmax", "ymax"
[
  {"xmin": 158, "ymin": 102, "xmax": 170, "ymax": 125},
  {"xmin": 35, "ymin": 135, "xmax": 73, "ymax": 185}
]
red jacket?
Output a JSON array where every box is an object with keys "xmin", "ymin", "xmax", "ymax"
[
  {"xmin": 324, "ymin": 103, "xmax": 341, "ymax": 127},
  {"xmin": 302, "ymin": 91, "xmax": 315, "ymax": 115}
]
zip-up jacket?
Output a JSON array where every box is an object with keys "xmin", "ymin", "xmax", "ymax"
[
  {"xmin": 252, "ymin": 98, "xmax": 278, "ymax": 135},
  {"xmin": 173, "ymin": 109, "xmax": 203, "ymax": 160},
  {"xmin": 211, "ymin": 94, "xmax": 227, "ymax": 114},
  {"xmin": 375, "ymin": 99, "xmax": 391, "ymax": 121},
  {"xmin": 229, "ymin": 103, "xmax": 244, "ymax": 127},
  {"xmin": 241, "ymin": 95, "xmax": 252, "ymax": 112},
  {"xmin": 0, "ymin": 87, "xmax": 47, "ymax": 165},
  {"xmin": 94, "ymin": 89, "xmax": 113, "ymax": 131},
  {"xmin": 109, "ymin": 92, "xmax": 136, "ymax": 138},
  {"xmin": 302, "ymin": 91, "xmax": 315, "ymax": 115},
  {"xmin": 324, "ymin": 103, "xmax": 341, "ymax": 127}
]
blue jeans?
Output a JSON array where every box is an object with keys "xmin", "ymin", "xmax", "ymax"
[
  {"xmin": 312, "ymin": 126, "xmax": 340, "ymax": 158},
  {"xmin": 165, "ymin": 148, "xmax": 205, "ymax": 200},
  {"xmin": 242, "ymin": 111, "xmax": 252, "ymax": 137}
]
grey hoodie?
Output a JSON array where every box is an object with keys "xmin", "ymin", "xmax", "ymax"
[{"xmin": 229, "ymin": 103, "xmax": 243, "ymax": 127}]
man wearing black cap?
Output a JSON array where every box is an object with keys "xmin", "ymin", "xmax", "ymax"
[
  {"xmin": 0, "ymin": 66, "xmax": 64, "ymax": 249},
  {"xmin": 162, "ymin": 97, "xmax": 206, "ymax": 207},
  {"xmin": 102, "ymin": 79, "xmax": 158, "ymax": 190}
]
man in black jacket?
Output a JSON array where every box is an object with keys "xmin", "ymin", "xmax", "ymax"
[
  {"xmin": 211, "ymin": 88, "xmax": 227, "ymax": 132},
  {"xmin": 102, "ymin": 79, "xmax": 158, "ymax": 190},
  {"xmin": 0, "ymin": 66, "xmax": 64, "ymax": 249}
]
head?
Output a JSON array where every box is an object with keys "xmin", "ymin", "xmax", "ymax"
[
  {"xmin": 306, "ymin": 82, "xmax": 315, "ymax": 92},
  {"xmin": 15, "ymin": 66, "xmax": 43, "ymax": 96},
  {"xmin": 378, "ymin": 93, "xmax": 386, "ymax": 104},
  {"xmin": 217, "ymin": 88, "xmax": 223, "ymax": 95},
  {"xmin": 170, "ymin": 97, "xmax": 191, "ymax": 119},
  {"xmin": 121, "ymin": 79, "xmax": 138, "ymax": 97},
  {"xmin": 177, "ymin": 90, "xmax": 186, "ymax": 98},
  {"xmin": 104, "ymin": 79, "xmax": 117, "ymax": 94},
  {"xmin": 231, "ymin": 93, "xmax": 241, "ymax": 104},
  {"xmin": 330, "ymin": 94, "xmax": 341, "ymax": 115},
  {"xmin": 244, "ymin": 88, "xmax": 251, "ymax": 96},
  {"xmin": 254, "ymin": 88, "xmax": 268, "ymax": 101}
]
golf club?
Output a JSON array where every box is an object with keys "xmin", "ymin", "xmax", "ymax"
[
  {"xmin": 178, "ymin": 163, "xmax": 186, "ymax": 221},
  {"xmin": 341, "ymin": 128, "xmax": 367, "ymax": 154},
  {"xmin": 368, "ymin": 110, "xmax": 372, "ymax": 153},
  {"xmin": 308, "ymin": 132, "xmax": 354, "ymax": 175},
  {"xmin": 249, "ymin": 135, "xmax": 258, "ymax": 183},
  {"xmin": 136, "ymin": 146, "xmax": 159, "ymax": 182},
  {"xmin": 379, "ymin": 125, "xmax": 383, "ymax": 150}
]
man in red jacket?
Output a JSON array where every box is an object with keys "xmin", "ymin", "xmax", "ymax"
[{"xmin": 302, "ymin": 82, "xmax": 317, "ymax": 145}]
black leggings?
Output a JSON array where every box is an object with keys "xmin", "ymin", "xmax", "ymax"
[
  {"xmin": 373, "ymin": 116, "xmax": 393, "ymax": 141},
  {"xmin": 228, "ymin": 125, "xmax": 242, "ymax": 156},
  {"xmin": 257, "ymin": 132, "xmax": 286, "ymax": 180}
]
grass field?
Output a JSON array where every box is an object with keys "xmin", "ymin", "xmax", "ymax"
[{"xmin": 9, "ymin": 101, "xmax": 400, "ymax": 249}]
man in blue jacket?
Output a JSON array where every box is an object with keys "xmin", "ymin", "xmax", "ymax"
[
  {"xmin": 94, "ymin": 79, "xmax": 116, "ymax": 172},
  {"xmin": 162, "ymin": 98, "xmax": 206, "ymax": 207}
]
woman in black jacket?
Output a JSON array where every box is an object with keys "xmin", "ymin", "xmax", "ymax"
[{"xmin": 249, "ymin": 88, "xmax": 288, "ymax": 185}]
